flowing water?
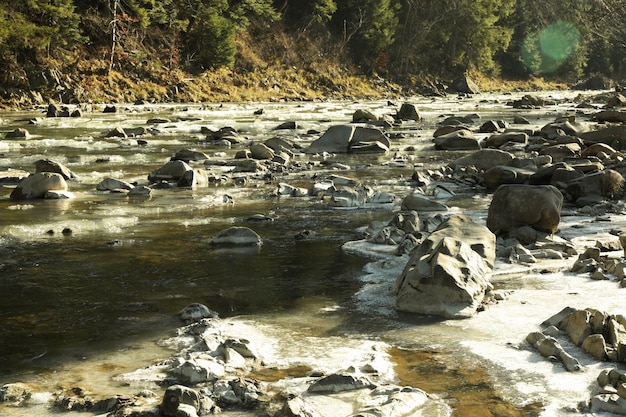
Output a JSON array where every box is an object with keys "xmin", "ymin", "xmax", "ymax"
[{"xmin": 0, "ymin": 91, "xmax": 624, "ymax": 416}]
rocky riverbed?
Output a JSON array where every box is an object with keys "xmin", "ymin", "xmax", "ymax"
[{"xmin": 2, "ymin": 89, "xmax": 626, "ymax": 416}]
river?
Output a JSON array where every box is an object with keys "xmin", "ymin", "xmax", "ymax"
[{"xmin": 1, "ymin": 91, "xmax": 624, "ymax": 416}]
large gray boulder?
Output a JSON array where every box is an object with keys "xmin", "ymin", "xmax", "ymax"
[
  {"xmin": 448, "ymin": 149, "xmax": 515, "ymax": 171},
  {"xmin": 434, "ymin": 130, "xmax": 480, "ymax": 150},
  {"xmin": 394, "ymin": 215, "xmax": 496, "ymax": 319},
  {"xmin": 10, "ymin": 172, "xmax": 68, "ymax": 200},
  {"xmin": 566, "ymin": 169, "xmax": 625, "ymax": 200},
  {"xmin": 34, "ymin": 158, "xmax": 77, "ymax": 180},
  {"xmin": 211, "ymin": 227, "xmax": 262, "ymax": 246},
  {"xmin": 148, "ymin": 160, "xmax": 193, "ymax": 182},
  {"xmin": 487, "ymin": 184, "xmax": 563, "ymax": 234},
  {"xmin": 307, "ymin": 125, "xmax": 390, "ymax": 154}
]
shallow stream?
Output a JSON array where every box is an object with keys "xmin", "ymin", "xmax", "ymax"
[{"xmin": 1, "ymin": 91, "xmax": 625, "ymax": 416}]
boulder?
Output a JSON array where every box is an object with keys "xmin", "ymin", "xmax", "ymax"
[
  {"xmin": 539, "ymin": 143, "xmax": 581, "ymax": 162},
  {"xmin": 148, "ymin": 160, "xmax": 193, "ymax": 182},
  {"xmin": 307, "ymin": 125, "xmax": 354, "ymax": 153},
  {"xmin": 580, "ymin": 125, "xmax": 626, "ymax": 149},
  {"xmin": 487, "ymin": 184, "xmax": 563, "ymax": 234},
  {"xmin": 394, "ymin": 215, "xmax": 496, "ymax": 318},
  {"xmin": 482, "ymin": 165, "xmax": 535, "ymax": 190},
  {"xmin": 483, "ymin": 132, "xmax": 528, "ymax": 148},
  {"xmin": 161, "ymin": 385, "xmax": 201, "ymax": 417},
  {"xmin": 250, "ymin": 143, "xmax": 275, "ymax": 160},
  {"xmin": 172, "ymin": 149, "xmax": 209, "ymax": 162},
  {"xmin": 34, "ymin": 158, "xmax": 77, "ymax": 180},
  {"xmin": 449, "ymin": 75, "xmax": 480, "ymax": 94},
  {"xmin": 434, "ymin": 129, "xmax": 480, "ymax": 150},
  {"xmin": 128, "ymin": 185, "xmax": 153, "ymax": 198},
  {"xmin": 5, "ymin": 128, "xmax": 30, "ymax": 139},
  {"xmin": 352, "ymin": 109, "xmax": 378, "ymax": 122},
  {"xmin": 10, "ymin": 172, "xmax": 68, "ymax": 200},
  {"xmin": 96, "ymin": 178, "xmax": 135, "ymax": 192},
  {"xmin": 400, "ymin": 193, "xmax": 448, "ymax": 212},
  {"xmin": 396, "ymin": 103, "xmax": 421, "ymax": 121},
  {"xmin": 307, "ymin": 125, "xmax": 390, "ymax": 154},
  {"xmin": 566, "ymin": 169, "xmax": 625, "ymax": 200},
  {"xmin": 448, "ymin": 149, "xmax": 515, "ymax": 171},
  {"xmin": 211, "ymin": 227, "xmax": 262, "ymax": 246},
  {"xmin": 179, "ymin": 303, "xmax": 219, "ymax": 323}
]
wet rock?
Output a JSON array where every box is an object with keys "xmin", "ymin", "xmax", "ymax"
[
  {"xmin": 580, "ymin": 125, "xmax": 626, "ymax": 149},
  {"xmin": 539, "ymin": 143, "xmax": 581, "ymax": 162},
  {"xmin": 400, "ymin": 193, "xmax": 448, "ymax": 212},
  {"xmin": 0, "ymin": 383, "xmax": 32, "ymax": 405},
  {"xmin": 449, "ymin": 74, "xmax": 480, "ymax": 94},
  {"xmin": 567, "ymin": 169, "xmax": 625, "ymax": 200},
  {"xmin": 448, "ymin": 149, "xmax": 515, "ymax": 171},
  {"xmin": 148, "ymin": 160, "xmax": 193, "ymax": 182},
  {"xmin": 172, "ymin": 149, "xmax": 209, "ymax": 162},
  {"xmin": 394, "ymin": 215, "xmax": 496, "ymax": 318},
  {"xmin": 526, "ymin": 331, "xmax": 583, "ymax": 372},
  {"xmin": 211, "ymin": 226, "xmax": 262, "ymax": 246},
  {"xmin": 433, "ymin": 129, "xmax": 480, "ymax": 150},
  {"xmin": 396, "ymin": 103, "xmax": 421, "ymax": 121},
  {"xmin": 161, "ymin": 384, "xmax": 203, "ymax": 416},
  {"xmin": 329, "ymin": 186, "xmax": 374, "ymax": 208},
  {"xmin": 5, "ymin": 128, "xmax": 30, "ymax": 139},
  {"xmin": 128, "ymin": 185, "xmax": 153, "ymax": 198},
  {"xmin": 483, "ymin": 131, "xmax": 528, "ymax": 148},
  {"xmin": 307, "ymin": 125, "xmax": 390, "ymax": 154},
  {"xmin": 352, "ymin": 109, "xmax": 378, "ymax": 122},
  {"xmin": 307, "ymin": 374, "xmax": 375, "ymax": 393},
  {"xmin": 274, "ymin": 121, "xmax": 298, "ymax": 130},
  {"xmin": 179, "ymin": 303, "xmax": 219, "ymax": 323},
  {"xmin": 170, "ymin": 356, "xmax": 226, "ymax": 384},
  {"xmin": 482, "ymin": 165, "xmax": 534, "ymax": 190},
  {"xmin": 10, "ymin": 172, "xmax": 68, "ymax": 200},
  {"xmin": 178, "ymin": 169, "xmax": 209, "ymax": 188},
  {"xmin": 487, "ymin": 184, "xmax": 563, "ymax": 234},
  {"xmin": 34, "ymin": 158, "xmax": 77, "ymax": 180},
  {"xmin": 250, "ymin": 143, "xmax": 275, "ymax": 160},
  {"xmin": 105, "ymin": 127, "xmax": 127, "ymax": 138},
  {"xmin": 233, "ymin": 159, "xmax": 266, "ymax": 173},
  {"xmin": 97, "ymin": 178, "xmax": 135, "ymax": 192}
]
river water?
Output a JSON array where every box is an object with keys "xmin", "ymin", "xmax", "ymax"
[{"xmin": 1, "ymin": 91, "xmax": 625, "ymax": 416}]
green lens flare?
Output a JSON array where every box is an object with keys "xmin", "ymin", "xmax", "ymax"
[
  {"xmin": 539, "ymin": 21, "xmax": 580, "ymax": 61},
  {"xmin": 520, "ymin": 20, "xmax": 581, "ymax": 74}
]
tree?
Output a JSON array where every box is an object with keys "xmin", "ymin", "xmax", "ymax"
[{"xmin": 331, "ymin": 0, "xmax": 398, "ymax": 73}]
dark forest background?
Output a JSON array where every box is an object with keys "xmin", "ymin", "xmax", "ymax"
[{"xmin": 1, "ymin": 0, "xmax": 625, "ymax": 103}]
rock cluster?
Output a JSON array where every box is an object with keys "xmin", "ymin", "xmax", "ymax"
[{"xmin": 0, "ymin": 303, "xmax": 449, "ymax": 417}]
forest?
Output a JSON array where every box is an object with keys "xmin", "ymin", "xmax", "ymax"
[{"xmin": 0, "ymin": 0, "xmax": 625, "ymax": 103}]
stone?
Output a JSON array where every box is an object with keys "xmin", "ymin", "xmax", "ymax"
[
  {"xmin": 179, "ymin": 303, "xmax": 219, "ymax": 322},
  {"xmin": 396, "ymin": 103, "xmax": 421, "ymax": 121},
  {"xmin": 483, "ymin": 132, "xmax": 528, "ymax": 148},
  {"xmin": 561, "ymin": 309, "xmax": 593, "ymax": 346},
  {"xmin": 148, "ymin": 160, "xmax": 192, "ymax": 182},
  {"xmin": 307, "ymin": 374, "xmax": 375, "ymax": 393},
  {"xmin": 178, "ymin": 169, "xmax": 208, "ymax": 188},
  {"xmin": 105, "ymin": 127, "xmax": 127, "ymax": 138},
  {"xmin": 349, "ymin": 126, "xmax": 391, "ymax": 153},
  {"xmin": 161, "ymin": 385, "xmax": 201, "ymax": 416},
  {"xmin": 582, "ymin": 334, "xmax": 608, "ymax": 360},
  {"xmin": 482, "ymin": 165, "xmax": 535, "ymax": 190},
  {"xmin": 250, "ymin": 143, "xmax": 275, "ymax": 160},
  {"xmin": 34, "ymin": 158, "xmax": 77, "ymax": 180},
  {"xmin": 170, "ymin": 357, "xmax": 225, "ymax": 384},
  {"xmin": 487, "ymin": 184, "xmax": 563, "ymax": 234},
  {"xmin": 10, "ymin": 172, "xmax": 68, "ymax": 200},
  {"xmin": 448, "ymin": 149, "xmax": 515, "ymax": 171},
  {"xmin": 450, "ymin": 74, "xmax": 480, "ymax": 94},
  {"xmin": 580, "ymin": 125, "xmax": 626, "ymax": 149},
  {"xmin": 539, "ymin": 143, "xmax": 581, "ymax": 162},
  {"xmin": 0, "ymin": 383, "xmax": 32, "ymax": 404},
  {"xmin": 400, "ymin": 193, "xmax": 448, "ymax": 212},
  {"xmin": 566, "ymin": 169, "xmax": 625, "ymax": 199},
  {"xmin": 307, "ymin": 125, "xmax": 354, "ymax": 153},
  {"xmin": 211, "ymin": 227, "xmax": 262, "ymax": 246},
  {"xmin": 352, "ymin": 109, "xmax": 378, "ymax": 122},
  {"xmin": 128, "ymin": 185, "xmax": 153, "ymax": 198},
  {"xmin": 5, "ymin": 128, "xmax": 30, "ymax": 139},
  {"xmin": 172, "ymin": 149, "xmax": 209, "ymax": 162},
  {"xmin": 96, "ymin": 178, "xmax": 135, "ymax": 192},
  {"xmin": 394, "ymin": 215, "xmax": 496, "ymax": 318},
  {"xmin": 434, "ymin": 129, "xmax": 480, "ymax": 150}
]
